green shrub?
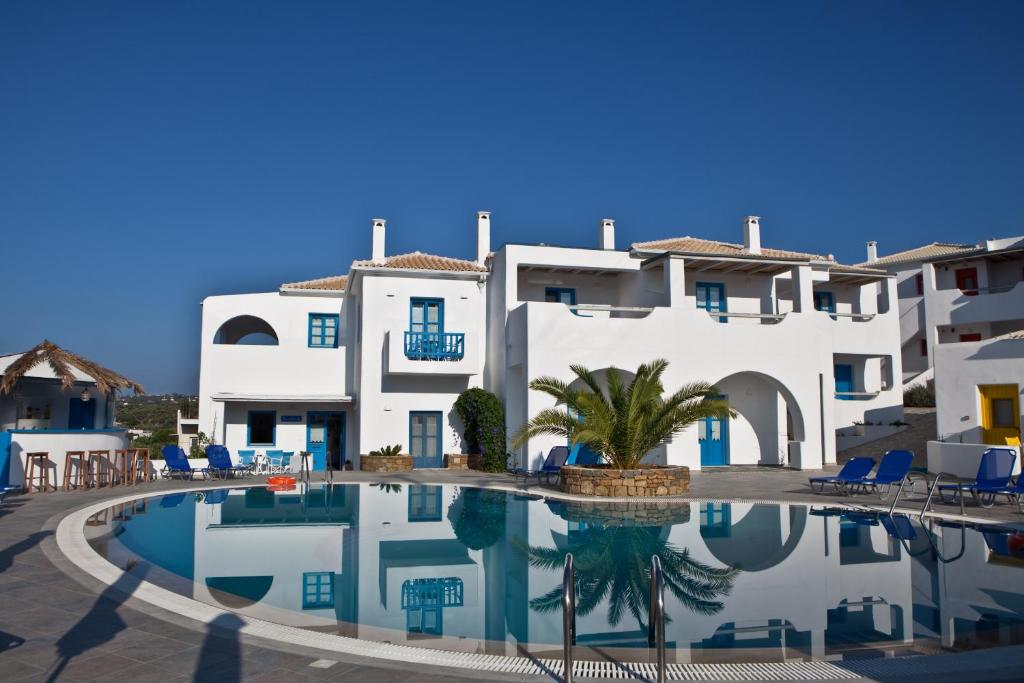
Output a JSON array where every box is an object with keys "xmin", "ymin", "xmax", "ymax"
[
  {"xmin": 454, "ymin": 388, "xmax": 508, "ymax": 472},
  {"xmin": 903, "ymin": 384, "xmax": 935, "ymax": 407},
  {"xmin": 369, "ymin": 444, "xmax": 403, "ymax": 457},
  {"xmin": 447, "ymin": 487, "xmax": 506, "ymax": 550}
]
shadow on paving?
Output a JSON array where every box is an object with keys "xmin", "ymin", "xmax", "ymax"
[
  {"xmin": 194, "ymin": 613, "xmax": 244, "ymax": 683},
  {"xmin": 46, "ymin": 561, "xmax": 148, "ymax": 683},
  {"xmin": 0, "ymin": 529, "xmax": 53, "ymax": 572}
]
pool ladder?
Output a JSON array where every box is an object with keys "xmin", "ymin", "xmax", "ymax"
[{"xmin": 561, "ymin": 553, "xmax": 667, "ymax": 683}]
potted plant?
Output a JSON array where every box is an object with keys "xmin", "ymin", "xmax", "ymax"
[
  {"xmin": 360, "ymin": 444, "xmax": 413, "ymax": 473},
  {"xmin": 512, "ymin": 359, "xmax": 732, "ymax": 497}
]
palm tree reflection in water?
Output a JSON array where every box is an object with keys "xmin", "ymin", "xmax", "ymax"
[{"xmin": 527, "ymin": 524, "xmax": 737, "ymax": 632}]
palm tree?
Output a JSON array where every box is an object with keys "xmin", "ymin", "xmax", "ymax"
[
  {"xmin": 525, "ymin": 525, "xmax": 737, "ymax": 630},
  {"xmin": 512, "ymin": 359, "xmax": 732, "ymax": 470}
]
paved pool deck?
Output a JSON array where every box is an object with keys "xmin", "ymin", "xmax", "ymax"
[{"xmin": 1, "ymin": 467, "xmax": 1022, "ymax": 682}]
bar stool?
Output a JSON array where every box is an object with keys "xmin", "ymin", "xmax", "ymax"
[
  {"xmin": 62, "ymin": 451, "xmax": 86, "ymax": 491},
  {"xmin": 24, "ymin": 452, "xmax": 55, "ymax": 493},
  {"xmin": 85, "ymin": 450, "xmax": 111, "ymax": 488},
  {"xmin": 132, "ymin": 448, "xmax": 152, "ymax": 483},
  {"xmin": 111, "ymin": 449, "xmax": 134, "ymax": 486}
]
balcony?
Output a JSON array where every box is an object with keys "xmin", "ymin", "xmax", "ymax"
[
  {"xmin": 403, "ymin": 331, "xmax": 465, "ymax": 361},
  {"xmin": 387, "ymin": 330, "xmax": 477, "ymax": 376},
  {"xmin": 926, "ymin": 280, "xmax": 1024, "ymax": 328}
]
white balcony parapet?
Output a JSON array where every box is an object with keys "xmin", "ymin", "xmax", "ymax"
[
  {"xmin": 706, "ymin": 311, "xmax": 787, "ymax": 323},
  {"xmin": 568, "ymin": 304, "xmax": 655, "ymax": 314},
  {"xmin": 829, "ymin": 312, "xmax": 876, "ymax": 321}
]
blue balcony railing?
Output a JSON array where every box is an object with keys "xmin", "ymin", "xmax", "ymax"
[{"xmin": 404, "ymin": 331, "xmax": 465, "ymax": 361}]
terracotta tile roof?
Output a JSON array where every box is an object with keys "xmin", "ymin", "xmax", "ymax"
[
  {"xmin": 856, "ymin": 242, "xmax": 976, "ymax": 267},
  {"xmin": 352, "ymin": 251, "xmax": 487, "ymax": 273},
  {"xmin": 280, "ymin": 274, "xmax": 348, "ymax": 292},
  {"xmin": 992, "ymin": 329, "xmax": 1024, "ymax": 342},
  {"xmin": 632, "ymin": 236, "xmax": 829, "ymax": 261},
  {"xmin": 828, "ymin": 263, "xmax": 890, "ymax": 276}
]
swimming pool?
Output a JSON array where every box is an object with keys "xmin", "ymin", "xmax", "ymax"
[{"xmin": 83, "ymin": 483, "xmax": 1024, "ymax": 664}]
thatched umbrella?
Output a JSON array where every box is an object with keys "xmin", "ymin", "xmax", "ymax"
[{"xmin": 0, "ymin": 340, "xmax": 144, "ymax": 396}]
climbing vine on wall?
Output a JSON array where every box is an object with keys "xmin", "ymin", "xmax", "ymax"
[{"xmin": 454, "ymin": 388, "xmax": 508, "ymax": 472}]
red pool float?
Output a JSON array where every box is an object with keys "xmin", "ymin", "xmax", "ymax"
[
  {"xmin": 267, "ymin": 484, "xmax": 296, "ymax": 492},
  {"xmin": 266, "ymin": 476, "xmax": 297, "ymax": 487}
]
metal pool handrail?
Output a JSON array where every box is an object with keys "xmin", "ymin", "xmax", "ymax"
[
  {"xmin": 562, "ymin": 553, "xmax": 575, "ymax": 683},
  {"xmin": 921, "ymin": 472, "xmax": 965, "ymax": 517},
  {"xmin": 648, "ymin": 555, "xmax": 666, "ymax": 683}
]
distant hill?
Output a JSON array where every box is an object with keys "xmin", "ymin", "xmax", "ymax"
[{"xmin": 116, "ymin": 394, "xmax": 197, "ymax": 432}]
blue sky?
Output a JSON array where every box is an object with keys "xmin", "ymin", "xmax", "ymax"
[{"xmin": 2, "ymin": 1, "xmax": 1022, "ymax": 393}]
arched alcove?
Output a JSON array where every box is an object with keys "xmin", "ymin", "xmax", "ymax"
[{"xmin": 214, "ymin": 315, "xmax": 279, "ymax": 345}]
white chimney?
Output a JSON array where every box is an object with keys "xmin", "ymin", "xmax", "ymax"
[
  {"xmin": 866, "ymin": 241, "xmax": 878, "ymax": 263},
  {"xmin": 476, "ymin": 211, "xmax": 491, "ymax": 265},
  {"xmin": 600, "ymin": 218, "xmax": 615, "ymax": 250},
  {"xmin": 743, "ymin": 216, "xmax": 761, "ymax": 255},
  {"xmin": 371, "ymin": 218, "xmax": 386, "ymax": 264}
]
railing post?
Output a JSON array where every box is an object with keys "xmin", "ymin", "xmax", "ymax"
[
  {"xmin": 562, "ymin": 553, "xmax": 575, "ymax": 683},
  {"xmin": 649, "ymin": 555, "xmax": 666, "ymax": 683}
]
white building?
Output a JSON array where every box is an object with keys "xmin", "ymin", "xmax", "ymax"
[
  {"xmin": 863, "ymin": 236, "xmax": 1024, "ymax": 475},
  {"xmin": 0, "ymin": 340, "xmax": 139, "ymax": 488},
  {"xmin": 197, "ymin": 213, "xmax": 903, "ymax": 472}
]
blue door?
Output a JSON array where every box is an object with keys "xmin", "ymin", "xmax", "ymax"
[
  {"xmin": 834, "ymin": 364, "xmax": 854, "ymax": 401},
  {"xmin": 409, "ymin": 412, "xmax": 442, "ymax": 468},
  {"xmin": 698, "ymin": 397, "xmax": 729, "ymax": 467},
  {"xmin": 696, "ymin": 282, "xmax": 727, "ymax": 323},
  {"xmin": 306, "ymin": 412, "xmax": 344, "ymax": 471},
  {"xmin": 68, "ymin": 398, "xmax": 96, "ymax": 430}
]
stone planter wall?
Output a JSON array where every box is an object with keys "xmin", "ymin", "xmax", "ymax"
[
  {"xmin": 553, "ymin": 500, "xmax": 691, "ymax": 527},
  {"xmin": 445, "ymin": 454, "xmax": 469, "ymax": 470},
  {"xmin": 360, "ymin": 455, "xmax": 413, "ymax": 473},
  {"xmin": 560, "ymin": 465, "xmax": 689, "ymax": 497},
  {"xmin": 467, "ymin": 453, "xmax": 484, "ymax": 470}
]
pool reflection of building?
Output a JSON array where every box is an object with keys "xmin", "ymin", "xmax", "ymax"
[{"xmin": 113, "ymin": 485, "xmax": 1024, "ymax": 661}]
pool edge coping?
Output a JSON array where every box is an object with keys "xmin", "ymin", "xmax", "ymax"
[{"xmin": 53, "ymin": 482, "xmax": 1024, "ymax": 681}]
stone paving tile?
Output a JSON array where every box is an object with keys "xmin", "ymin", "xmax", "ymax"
[
  {"xmin": 0, "ymin": 656, "xmax": 47, "ymax": 682},
  {"xmin": 49, "ymin": 651, "xmax": 139, "ymax": 681}
]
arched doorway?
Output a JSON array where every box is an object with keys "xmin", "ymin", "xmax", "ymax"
[{"xmin": 706, "ymin": 371, "xmax": 805, "ymax": 467}]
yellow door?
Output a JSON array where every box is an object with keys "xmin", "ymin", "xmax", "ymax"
[{"xmin": 979, "ymin": 384, "xmax": 1021, "ymax": 444}]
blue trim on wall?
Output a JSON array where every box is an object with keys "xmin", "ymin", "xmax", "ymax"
[
  {"xmin": 0, "ymin": 431, "xmax": 11, "ymax": 487},
  {"xmin": 308, "ymin": 313, "xmax": 340, "ymax": 348},
  {"xmin": 247, "ymin": 410, "xmax": 277, "ymax": 446}
]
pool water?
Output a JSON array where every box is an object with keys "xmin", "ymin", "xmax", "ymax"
[{"xmin": 85, "ymin": 483, "xmax": 1024, "ymax": 663}]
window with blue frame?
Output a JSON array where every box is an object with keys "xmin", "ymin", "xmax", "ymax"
[
  {"xmin": 402, "ymin": 577, "xmax": 464, "ymax": 635},
  {"xmin": 696, "ymin": 282, "xmax": 727, "ymax": 323},
  {"xmin": 813, "ymin": 291, "xmax": 835, "ymax": 314},
  {"xmin": 302, "ymin": 572, "xmax": 335, "ymax": 609},
  {"xmin": 247, "ymin": 411, "xmax": 276, "ymax": 446},
  {"xmin": 545, "ymin": 287, "xmax": 576, "ymax": 305},
  {"xmin": 410, "ymin": 299, "xmax": 444, "ymax": 335},
  {"xmin": 308, "ymin": 313, "xmax": 339, "ymax": 348},
  {"xmin": 408, "ymin": 485, "xmax": 442, "ymax": 521},
  {"xmin": 700, "ymin": 503, "xmax": 732, "ymax": 538}
]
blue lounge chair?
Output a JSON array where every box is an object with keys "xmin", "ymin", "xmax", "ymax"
[
  {"xmin": 511, "ymin": 446, "xmax": 572, "ymax": 485},
  {"xmin": 880, "ymin": 514, "xmax": 917, "ymax": 541},
  {"xmin": 161, "ymin": 446, "xmax": 207, "ymax": 480},
  {"xmin": 205, "ymin": 445, "xmax": 249, "ymax": 479},
  {"xmin": 938, "ymin": 448, "xmax": 1017, "ymax": 508},
  {"xmin": 159, "ymin": 492, "xmax": 187, "ymax": 508},
  {"xmin": 202, "ymin": 489, "xmax": 229, "ymax": 505},
  {"xmin": 0, "ymin": 485, "xmax": 20, "ymax": 505},
  {"xmin": 976, "ymin": 473, "xmax": 1024, "ymax": 513},
  {"xmin": 851, "ymin": 450, "xmax": 914, "ymax": 498},
  {"xmin": 808, "ymin": 456, "xmax": 875, "ymax": 494},
  {"xmin": 567, "ymin": 443, "xmax": 603, "ymax": 466}
]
